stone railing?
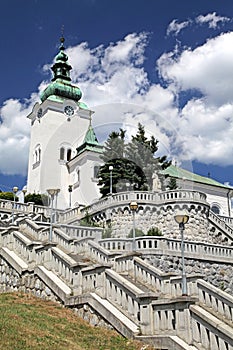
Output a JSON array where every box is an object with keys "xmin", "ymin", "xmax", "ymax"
[
  {"xmin": 190, "ymin": 304, "xmax": 233, "ymax": 350},
  {"xmin": 219, "ymin": 215, "xmax": 233, "ymax": 227},
  {"xmin": 0, "ymin": 224, "xmax": 233, "ymax": 348},
  {"xmin": 209, "ymin": 211, "xmax": 233, "ymax": 242},
  {"xmin": 197, "ymin": 279, "xmax": 233, "ymax": 323},
  {"xmin": 100, "ymin": 236, "xmax": 233, "ymax": 263},
  {"xmin": 0, "ymin": 199, "xmax": 50, "ymax": 217},
  {"xmin": 84, "ymin": 190, "xmax": 208, "ymax": 216},
  {"xmin": 60, "ymin": 224, "xmax": 102, "ymax": 241}
]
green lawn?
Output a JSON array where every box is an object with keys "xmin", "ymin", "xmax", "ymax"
[{"xmin": 0, "ymin": 293, "xmax": 156, "ymax": 350}]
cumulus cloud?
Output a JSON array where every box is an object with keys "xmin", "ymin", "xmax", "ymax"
[
  {"xmin": 158, "ymin": 31, "xmax": 233, "ymax": 165},
  {"xmin": 196, "ymin": 12, "xmax": 230, "ymax": 29},
  {"xmin": 2, "ymin": 28, "xmax": 233, "ymax": 178},
  {"xmin": 166, "ymin": 19, "xmax": 191, "ymax": 36}
]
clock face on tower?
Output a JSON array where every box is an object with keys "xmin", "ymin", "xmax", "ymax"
[{"xmin": 64, "ymin": 105, "xmax": 74, "ymax": 116}]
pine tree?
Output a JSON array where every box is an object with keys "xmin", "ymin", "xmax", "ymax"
[
  {"xmin": 125, "ymin": 123, "xmax": 171, "ymax": 190},
  {"xmin": 97, "ymin": 129, "xmax": 132, "ymax": 196},
  {"xmin": 97, "ymin": 123, "xmax": 171, "ymax": 196}
]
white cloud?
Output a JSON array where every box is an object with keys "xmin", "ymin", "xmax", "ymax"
[
  {"xmin": 158, "ymin": 32, "xmax": 233, "ymax": 105},
  {"xmin": 0, "ymin": 98, "xmax": 35, "ymax": 175},
  {"xmin": 2, "ymin": 29, "xmax": 233, "ymax": 177},
  {"xmin": 166, "ymin": 19, "xmax": 191, "ymax": 36},
  {"xmin": 158, "ymin": 31, "xmax": 233, "ymax": 165},
  {"xmin": 196, "ymin": 12, "xmax": 230, "ymax": 29}
]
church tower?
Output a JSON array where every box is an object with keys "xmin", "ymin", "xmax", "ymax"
[{"xmin": 27, "ymin": 37, "xmax": 102, "ymax": 208}]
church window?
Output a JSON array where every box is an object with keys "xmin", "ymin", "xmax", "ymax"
[
  {"xmin": 33, "ymin": 144, "xmax": 41, "ymax": 169},
  {"xmin": 60, "ymin": 147, "xmax": 65, "ymax": 160},
  {"xmin": 211, "ymin": 204, "xmax": 220, "ymax": 215},
  {"xmin": 67, "ymin": 148, "xmax": 72, "ymax": 161}
]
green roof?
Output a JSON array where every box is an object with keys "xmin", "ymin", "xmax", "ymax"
[
  {"xmin": 76, "ymin": 124, "xmax": 103, "ymax": 156},
  {"xmin": 162, "ymin": 164, "xmax": 230, "ymax": 189},
  {"xmin": 40, "ymin": 37, "xmax": 84, "ymax": 105}
]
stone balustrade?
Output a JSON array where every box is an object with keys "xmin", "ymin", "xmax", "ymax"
[
  {"xmin": 49, "ymin": 247, "xmax": 79, "ymax": 285},
  {"xmin": 105, "ymin": 269, "xmax": 146, "ymax": 324},
  {"xmin": 190, "ymin": 304, "xmax": 233, "ymax": 350},
  {"xmin": 57, "ymin": 207, "xmax": 81, "ymax": 223},
  {"xmin": 197, "ymin": 279, "xmax": 233, "ymax": 323},
  {"xmin": 60, "ymin": 224, "xmax": 102, "ymax": 241},
  {"xmin": 100, "ymin": 236, "xmax": 233, "ymax": 263},
  {"xmin": 85, "ymin": 190, "xmax": 208, "ymax": 217},
  {"xmin": 219, "ymin": 215, "xmax": 233, "ymax": 227},
  {"xmin": 151, "ymin": 298, "xmax": 194, "ymax": 342},
  {"xmin": 88, "ymin": 241, "xmax": 120, "ymax": 265},
  {"xmin": 209, "ymin": 211, "xmax": 233, "ymax": 243}
]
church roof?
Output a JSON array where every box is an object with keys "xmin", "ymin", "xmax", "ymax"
[
  {"xmin": 76, "ymin": 123, "xmax": 103, "ymax": 156},
  {"xmin": 162, "ymin": 164, "xmax": 231, "ymax": 189},
  {"xmin": 40, "ymin": 37, "xmax": 82, "ymax": 103}
]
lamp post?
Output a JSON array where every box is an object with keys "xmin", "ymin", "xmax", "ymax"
[
  {"xmin": 12, "ymin": 186, "xmax": 18, "ymax": 224},
  {"xmin": 174, "ymin": 210, "xmax": 189, "ymax": 296},
  {"xmin": 129, "ymin": 201, "xmax": 138, "ymax": 251},
  {"xmin": 68, "ymin": 185, "xmax": 73, "ymax": 208},
  {"xmin": 109, "ymin": 165, "xmax": 113, "ymax": 195},
  {"xmin": 47, "ymin": 189, "xmax": 60, "ymax": 242}
]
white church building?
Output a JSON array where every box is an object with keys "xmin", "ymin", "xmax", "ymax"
[
  {"xmin": 26, "ymin": 37, "xmax": 233, "ymax": 216},
  {"xmin": 27, "ymin": 37, "xmax": 103, "ymax": 209}
]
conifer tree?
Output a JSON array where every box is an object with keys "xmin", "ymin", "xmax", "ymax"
[
  {"xmin": 98, "ymin": 123, "xmax": 171, "ymax": 196},
  {"xmin": 97, "ymin": 129, "xmax": 132, "ymax": 196},
  {"xmin": 125, "ymin": 123, "xmax": 171, "ymax": 190}
]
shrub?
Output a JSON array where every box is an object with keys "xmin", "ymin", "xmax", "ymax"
[
  {"xmin": 147, "ymin": 226, "xmax": 163, "ymax": 236},
  {"xmin": 0, "ymin": 192, "xmax": 17, "ymax": 201},
  {"xmin": 128, "ymin": 228, "xmax": 144, "ymax": 238},
  {"xmin": 24, "ymin": 193, "xmax": 49, "ymax": 206}
]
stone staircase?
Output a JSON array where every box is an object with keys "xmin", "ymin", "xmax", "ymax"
[{"xmin": 0, "ymin": 214, "xmax": 233, "ymax": 349}]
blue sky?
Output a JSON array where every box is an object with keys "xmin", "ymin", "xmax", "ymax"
[{"xmin": 1, "ymin": 0, "xmax": 233, "ymax": 191}]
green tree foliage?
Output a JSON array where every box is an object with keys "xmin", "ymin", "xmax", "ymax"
[
  {"xmin": 97, "ymin": 129, "xmax": 133, "ymax": 196},
  {"xmin": 147, "ymin": 226, "xmax": 163, "ymax": 236},
  {"xmin": 24, "ymin": 193, "xmax": 49, "ymax": 206},
  {"xmin": 128, "ymin": 227, "xmax": 144, "ymax": 238},
  {"xmin": 167, "ymin": 177, "xmax": 178, "ymax": 190},
  {"xmin": 97, "ymin": 123, "xmax": 171, "ymax": 196},
  {"xmin": 0, "ymin": 192, "xmax": 17, "ymax": 201}
]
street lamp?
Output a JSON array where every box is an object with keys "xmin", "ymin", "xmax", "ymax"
[
  {"xmin": 12, "ymin": 186, "xmax": 18, "ymax": 224},
  {"xmin": 109, "ymin": 165, "xmax": 113, "ymax": 195},
  {"xmin": 129, "ymin": 201, "xmax": 138, "ymax": 251},
  {"xmin": 68, "ymin": 185, "xmax": 73, "ymax": 208},
  {"xmin": 47, "ymin": 188, "xmax": 60, "ymax": 242},
  {"xmin": 174, "ymin": 210, "xmax": 189, "ymax": 296}
]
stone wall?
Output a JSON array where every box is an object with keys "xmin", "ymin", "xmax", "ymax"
[
  {"xmin": 144, "ymin": 254, "xmax": 233, "ymax": 295},
  {"xmin": 0, "ymin": 256, "xmax": 59, "ymax": 301},
  {"xmin": 109, "ymin": 204, "xmax": 210, "ymax": 242},
  {"xmin": 0, "ymin": 255, "xmax": 114, "ymax": 331}
]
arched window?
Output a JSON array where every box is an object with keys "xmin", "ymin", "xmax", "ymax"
[
  {"xmin": 211, "ymin": 204, "xmax": 220, "ymax": 215},
  {"xmin": 60, "ymin": 147, "xmax": 65, "ymax": 160},
  {"xmin": 33, "ymin": 144, "xmax": 41, "ymax": 169},
  {"xmin": 67, "ymin": 148, "xmax": 72, "ymax": 161}
]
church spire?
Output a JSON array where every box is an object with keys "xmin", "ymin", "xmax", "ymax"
[
  {"xmin": 51, "ymin": 36, "xmax": 72, "ymax": 82},
  {"xmin": 40, "ymin": 36, "xmax": 82, "ymax": 103}
]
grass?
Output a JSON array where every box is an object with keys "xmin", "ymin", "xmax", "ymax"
[{"xmin": 0, "ymin": 293, "xmax": 156, "ymax": 350}]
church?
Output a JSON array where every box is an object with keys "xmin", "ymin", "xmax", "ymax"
[
  {"xmin": 26, "ymin": 37, "xmax": 233, "ymax": 216},
  {"xmin": 26, "ymin": 37, "xmax": 103, "ymax": 209}
]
